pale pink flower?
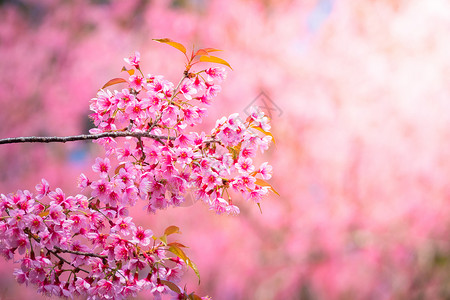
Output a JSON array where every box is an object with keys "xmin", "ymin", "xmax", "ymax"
[
  {"xmin": 205, "ymin": 67, "xmax": 227, "ymax": 82},
  {"xmin": 124, "ymin": 51, "xmax": 140, "ymax": 68},
  {"xmin": 179, "ymin": 79, "xmax": 197, "ymax": 100},
  {"xmin": 35, "ymin": 179, "xmax": 50, "ymax": 200},
  {"xmin": 258, "ymin": 162, "xmax": 273, "ymax": 180},
  {"xmin": 235, "ymin": 157, "xmax": 255, "ymax": 174}
]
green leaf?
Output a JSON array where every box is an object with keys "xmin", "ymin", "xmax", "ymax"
[
  {"xmin": 199, "ymin": 55, "xmax": 233, "ymax": 70},
  {"xmin": 254, "ymin": 178, "xmax": 280, "ymax": 196},
  {"xmin": 164, "ymin": 225, "xmax": 180, "ymax": 236},
  {"xmin": 153, "ymin": 38, "xmax": 186, "ymax": 55},
  {"xmin": 101, "ymin": 78, "xmax": 127, "ymax": 89}
]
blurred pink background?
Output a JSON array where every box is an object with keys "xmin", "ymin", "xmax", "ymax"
[{"xmin": 1, "ymin": 0, "xmax": 450, "ymax": 299}]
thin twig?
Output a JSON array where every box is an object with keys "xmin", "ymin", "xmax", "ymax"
[
  {"xmin": 0, "ymin": 131, "xmax": 175, "ymax": 145},
  {"xmin": 54, "ymin": 246, "xmax": 108, "ymax": 259},
  {"xmin": 47, "ymin": 249, "xmax": 90, "ymax": 274}
]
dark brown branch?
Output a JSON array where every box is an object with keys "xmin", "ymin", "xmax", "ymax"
[
  {"xmin": 54, "ymin": 246, "xmax": 108, "ymax": 259},
  {"xmin": 0, "ymin": 131, "xmax": 175, "ymax": 145},
  {"xmin": 47, "ymin": 249, "xmax": 90, "ymax": 274}
]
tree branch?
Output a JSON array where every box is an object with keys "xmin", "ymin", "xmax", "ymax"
[
  {"xmin": 54, "ymin": 246, "xmax": 108, "ymax": 259},
  {"xmin": 0, "ymin": 131, "xmax": 175, "ymax": 145}
]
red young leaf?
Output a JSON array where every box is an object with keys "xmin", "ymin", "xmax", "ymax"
[{"xmin": 101, "ymin": 78, "xmax": 127, "ymax": 89}]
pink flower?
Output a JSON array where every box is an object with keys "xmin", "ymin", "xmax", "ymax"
[
  {"xmin": 48, "ymin": 188, "xmax": 66, "ymax": 204},
  {"xmin": 131, "ymin": 226, "xmax": 153, "ymax": 246},
  {"xmin": 203, "ymin": 171, "xmax": 221, "ymax": 191},
  {"xmin": 124, "ymin": 51, "xmax": 140, "ymax": 68},
  {"xmin": 176, "ymin": 148, "xmax": 194, "ymax": 166},
  {"xmin": 235, "ymin": 157, "xmax": 255, "ymax": 174},
  {"xmin": 90, "ymin": 179, "xmax": 112, "ymax": 202},
  {"xmin": 125, "ymin": 100, "xmax": 149, "ymax": 120},
  {"xmin": 205, "ymin": 67, "xmax": 227, "ymax": 82},
  {"xmin": 78, "ymin": 173, "xmax": 91, "ymax": 190},
  {"xmin": 92, "ymin": 157, "xmax": 111, "ymax": 177},
  {"xmin": 35, "ymin": 179, "xmax": 50, "ymax": 200},
  {"xmin": 26, "ymin": 214, "xmax": 45, "ymax": 233},
  {"xmin": 129, "ymin": 75, "xmax": 145, "ymax": 91},
  {"xmin": 111, "ymin": 217, "xmax": 136, "ymax": 236},
  {"xmin": 180, "ymin": 79, "xmax": 198, "ymax": 100},
  {"xmin": 258, "ymin": 162, "xmax": 273, "ymax": 180},
  {"xmin": 205, "ymin": 83, "xmax": 221, "ymax": 100}
]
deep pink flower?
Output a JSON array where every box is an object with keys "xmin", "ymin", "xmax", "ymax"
[{"xmin": 92, "ymin": 157, "xmax": 111, "ymax": 177}]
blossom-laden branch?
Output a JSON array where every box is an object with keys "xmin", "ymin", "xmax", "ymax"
[{"xmin": 0, "ymin": 39, "xmax": 275, "ymax": 300}]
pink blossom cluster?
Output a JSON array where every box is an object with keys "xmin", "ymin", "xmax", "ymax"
[
  {"xmin": 0, "ymin": 51, "xmax": 273, "ymax": 299},
  {"xmin": 88, "ymin": 51, "xmax": 273, "ymax": 215}
]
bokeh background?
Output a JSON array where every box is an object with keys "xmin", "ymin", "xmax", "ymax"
[{"xmin": 1, "ymin": 0, "xmax": 450, "ymax": 299}]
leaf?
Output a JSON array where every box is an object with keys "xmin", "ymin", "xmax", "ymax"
[
  {"xmin": 199, "ymin": 55, "xmax": 233, "ymax": 70},
  {"xmin": 256, "ymin": 202, "xmax": 263, "ymax": 214},
  {"xmin": 169, "ymin": 245, "xmax": 201, "ymax": 284},
  {"xmin": 186, "ymin": 257, "xmax": 201, "ymax": 284},
  {"xmin": 153, "ymin": 38, "xmax": 186, "ymax": 55},
  {"xmin": 188, "ymin": 294, "xmax": 203, "ymax": 300},
  {"xmin": 114, "ymin": 163, "xmax": 126, "ymax": 175},
  {"xmin": 101, "ymin": 78, "xmax": 127, "ymax": 89},
  {"xmin": 39, "ymin": 210, "xmax": 49, "ymax": 218},
  {"xmin": 121, "ymin": 66, "xmax": 135, "ymax": 76},
  {"xmin": 159, "ymin": 235, "xmax": 168, "ymax": 246},
  {"xmin": 250, "ymin": 125, "xmax": 276, "ymax": 145},
  {"xmin": 169, "ymin": 245, "xmax": 188, "ymax": 261},
  {"xmin": 194, "ymin": 49, "xmax": 209, "ymax": 56},
  {"xmin": 202, "ymin": 48, "xmax": 222, "ymax": 53},
  {"xmin": 227, "ymin": 143, "xmax": 241, "ymax": 161},
  {"xmin": 164, "ymin": 225, "xmax": 180, "ymax": 236},
  {"xmin": 168, "ymin": 242, "xmax": 188, "ymax": 248},
  {"xmin": 195, "ymin": 48, "xmax": 222, "ymax": 57},
  {"xmin": 254, "ymin": 178, "xmax": 280, "ymax": 196},
  {"xmin": 160, "ymin": 280, "xmax": 181, "ymax": 294}
]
